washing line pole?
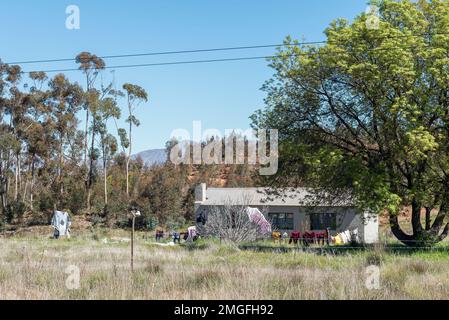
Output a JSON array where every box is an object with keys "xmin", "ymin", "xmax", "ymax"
[{"xmin": 130, "ymin": 209, "xmax": 141, "ymax": 272}]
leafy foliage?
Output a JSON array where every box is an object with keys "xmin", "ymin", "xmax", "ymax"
[{"xmin": 252, "ymin": 0, "xmax": 449, "ymax": 245}]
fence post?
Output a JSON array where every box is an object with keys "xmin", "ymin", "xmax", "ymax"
[
  {"xmin": 129, "ymin": 209, "xmax": 141, "ymax": 272},
  {"xmin": 131, "ymin": 215, "xmax": 135, "ymax": 272}
]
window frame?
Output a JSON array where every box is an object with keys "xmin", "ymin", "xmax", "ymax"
[
  {"xmin": 310, "ymin": 213, "xmax": 337, "ymax": 231},
  {"xmin": 269, "ymin": 212, "xmax": 294, "ymax": 230}
]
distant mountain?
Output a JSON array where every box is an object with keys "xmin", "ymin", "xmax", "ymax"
[{"xmin": 132, "ymin": 149, "xmax": 167, "ymax": 166}]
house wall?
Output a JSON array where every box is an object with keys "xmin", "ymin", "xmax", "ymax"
[
  {"xmin": 361, "ymin": 211, "xmax": 379, "ymax": 244},
  {"xmin": 196, "ymin": 204, "xmax": 378, "ymax": 244},
  {"xmin": 264, "ymin": 206, "xmax": 359, "ymax": 234}
]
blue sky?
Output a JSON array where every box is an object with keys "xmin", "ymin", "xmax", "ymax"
[{"xmin": 0, "ymin": 0, "xmax": 367, "ymax": 153}]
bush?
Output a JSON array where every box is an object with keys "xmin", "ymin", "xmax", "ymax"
[
  {"xmin": 39, "ymin": 193, "xmax": 56, "ymax": 213},
  {"xmin": 165, "ymin": 216, "xmax": 185, "ymax": 231},
  {"xmin": 27, "ymin": 211, "xmax": 51, "ymax": 227},
  {"xmin": 90, "ymin": 214, "xmax": 106, "ymax": 227},
  {"xmin": 145, "ymin": 216, "xmax": 159, "ymax": 231},
  {"xmin": 66, "ymin": 188, "xmax": 85, "ymax": 215},
  {"xmin": 116, "ymin": 217, "xmax": 131, "ymax": 229},
  {"xmin": 181, "ymin": 238, "xmax": 210, "ymax": 251},
  {"xmin": 199, "ymin": 199, "xmax": 269, "ymax": 244},
  {"xmin": 5, "ymin": 201, "xmax": 26, "ymax": 223}
]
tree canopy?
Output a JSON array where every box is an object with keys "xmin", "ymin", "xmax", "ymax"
[{"xmin": 251, "ymin": 0, "xmax": 449, "ymax": 245}]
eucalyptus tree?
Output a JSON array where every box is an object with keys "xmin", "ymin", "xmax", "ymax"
[
  {"xmin": 0, "ymin": 61, "xmax": 9, "ymax": 213},
  {"xmin": 48, "ymin": 74, "xmax": 83, "ymax": 204},
  {"xmin": 75, "ymin": 52, "xmax": 105, "ymax": 165},
  {"xmin": 3, "ymin": 65, "xmax": 26, "ymax": 204},
  {"xmin": 122, "ymin": 83, "xmax": 148, "ymax": 197},
  {"xmin": 75, "ymin": 52, "xmax": 106, "ymax": 211},
  {"xmin": 96, "ymin": 97, "xmax": 120, "ymax": 206},
  {"xmin": 22, "ymin": 71, "xmax": 49, "ymax": 208}
]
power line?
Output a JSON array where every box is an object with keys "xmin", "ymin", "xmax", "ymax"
[
  {"xmin": 6, "ymin": 31, "xmax": 449, "ymax": 66},
  {"xmin": 7, "ymin": 41, "xmax": 327, "ymax": 65},
  {"xmin": 23, "ymin": 56, "xmax": 276, "ymax": 73},
  {"xmin": 21, "ymin": 43, "xmax": 440, "ymax": 74}
]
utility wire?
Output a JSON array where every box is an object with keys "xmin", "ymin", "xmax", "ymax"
[
  {"xmin": 6, "ymin": 41, "xmax": 326, "ymax": 65},
  {"xmin": 6, "ymin": 30, "xmax": 449, "ymax": 66},
  {"xmin": 21, "ymin": 43, "xmax": 440, "ymax": 74},
  {"xmin": 24, "ymin": 56, "xmax": 277, "ymax": 73}
]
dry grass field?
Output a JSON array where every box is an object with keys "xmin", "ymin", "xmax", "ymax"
[{"xmin": 0, "ymin": 229, "xmax": 449, "ymax": 300}]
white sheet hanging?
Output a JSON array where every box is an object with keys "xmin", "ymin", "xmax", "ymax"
[{"xmin": 51, "ymin": 211, "xmax": 71, "ymax": 237}]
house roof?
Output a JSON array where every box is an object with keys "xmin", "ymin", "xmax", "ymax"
[{"xmin": 201, "ymin": 187, "xmax": 354, "ymax": 207}]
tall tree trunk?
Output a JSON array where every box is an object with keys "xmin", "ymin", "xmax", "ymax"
[
  {"xmin": 3, "ymin": 178, "xmax": 8, "ymax": 211},
  {"xmin": 411, "ymin": 200, "xmax": 423, "ymax": 236},
  {"xmin": 87, "ymin": 189, "xmax": 92, "ymax": 213},
  {"xmin": 14, "ymin": 153, "xmax": 19, "ymax": 202},
  {"xmin": 22, "ymin": 164, "xmax": 29, "ymax": 205},
  {"xmin": 430, "ymin": 202, "xmax": 447, "ymax": 235},
  {"xmin": 84, "ymin": 109, "xmax": 89, "ymax": 166},
  {"xmin": 104, "ymin": 159, "xmax": 108, "ymax": 205},
  {"xmin": 389, "ymin": 209, "xmax": 414, "ymax": 246},
  {"xmin": 84, "ymin": 107, "xmax": 90, "ymax": 212},
  {"xmin": 1, "ymin": 155, "xmax": 10, "ymax": 212},
  {"xmin": 438, "ymin": 223, "xmax": 449, "ymax": 242},
  {"xmin": 84, "ymin": 76, "xmax": 91, "ymax": 212},
  {"xmin": 0, "ymin": 153, "xmax": 4, "ymax": 213},
  {"xmin": 18, "ymin": 154, "xmax": 22, "ymax": 198},
  {"xmin": 126, "ymin": 110, "xmax": 132, "ymax": 197},
  {"xmin": 425, "ymin": 207, "xmax": 432, "ymax": 231},
  {"xmin": 83, "ymin": 75, "xmax": 91, "ymax": 168},
  {"xmin": 87, "ymin": 117, "xmax": 96, "ymax": 213},
  {"xmin": 0, "ymin": 158, "xmax": 7, "ymax": 214},
  {"xmin": 126, "ymin": 161, "xmax": 130, "ymax": 197},
  {"xmin": 30, "ymin": 155, "xmax": 35, "ymax": 211},
  {"xmin": 391, "ymin": 201, "xmax": 449, "ymax": 246},
  {"xmin": 59, "ymin": 137, "xmax": 65, "ymax": 200},
  {"xmin": 0, "ymin": 178, "xmax": 7, "ymax": 213},
  {"xmin": 7, "ymin": 173, "xmax": 11, "ymax": 206}
]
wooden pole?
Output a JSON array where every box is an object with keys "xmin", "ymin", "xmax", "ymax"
[{"xmin": 131, "ymin": 216, "xmax": 135, "ymax": 272}]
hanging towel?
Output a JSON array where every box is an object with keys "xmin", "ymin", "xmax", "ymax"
[{"xmin": 51, "ymin": 211, "xmax": 71, "ymax": 237}]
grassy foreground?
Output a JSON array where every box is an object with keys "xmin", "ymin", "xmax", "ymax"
[{"xmin": 0, "ymin": 232, "xmax": 448, "ymax": 300}]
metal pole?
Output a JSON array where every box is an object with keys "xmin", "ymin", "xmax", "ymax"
[{"xmin": 131, "ymin": 216, "xmax": 135, "ymax": 272}]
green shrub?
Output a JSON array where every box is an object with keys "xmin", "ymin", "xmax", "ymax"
[
  {"xmin": 182, "ymin": 238, "xmax": 210, "ymax": 251},
  {"xmin": 5, "ymin": 200, "xmax": 26, "ymax": 223},
  {"xmin": 90, "ymin": 214, "xmax": 106, "ymax": 227},
  {"xmin": 27, "ymin": 211, "xmax": 50, "ymax": 226},
  {"xmin": 66, "ymin": 188, "xmax": 85, "ymax": 215},
  {"xmin": 39, "ymin": 193, "xmax": 56, "ymax": 213},
  {"xmin": 116, "ymin": 217, "xmax": 131, "ymax": 229},
  {"xmin": 146, "ymin": 216, "xmax": 159, "ymax": 231}
]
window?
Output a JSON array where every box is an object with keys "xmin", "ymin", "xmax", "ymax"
[
  {"xmin": 310, "ymin": 213, "xmax": 337, "ymax": 230},
  {"xmin": 269, "ymin": 213, "xmax": 294, "ymax": 230}
]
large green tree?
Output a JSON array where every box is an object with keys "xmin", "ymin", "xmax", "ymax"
[{"xmin": 252, "ymin": 0, "xmax": 449, "ymax": 245}]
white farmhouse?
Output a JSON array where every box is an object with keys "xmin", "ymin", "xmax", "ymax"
[{"xmin": 194, "ymin": 183, "xmax": 379, "ymax": 244}]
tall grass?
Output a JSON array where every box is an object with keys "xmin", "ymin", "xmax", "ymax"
[{"xmin": 0, "ymin": 237, "xmax": 448, "ymax": 300}]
